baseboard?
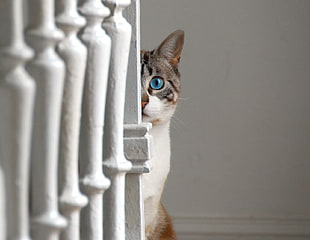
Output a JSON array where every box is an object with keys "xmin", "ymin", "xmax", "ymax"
[{"xmin": 173, "ymin": 216, "xmax": 310, "ymax": 240}]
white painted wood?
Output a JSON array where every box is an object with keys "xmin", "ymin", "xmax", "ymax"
[
  {"xmin": 124, "ymin": 124, "xmax": 152, "ymax": 240},
  {"xmin": 55, "ymin": 1, "xmax": 88, "ymax": 240},
  {"xmin": 26, "ymin": 0, "xmax": 67, "ymax": 239},
  {"xmin": 1, "ymin": 0, "xmax": 146, "ymax": 239},
  {"xmin": 102, "ymin": 1, "xmax": 133, "ymax": 239},
  {"xmin": 78, "ymin": 0, "xmax": 111, "ymax": 239},
  {"xmin": 123, "ymin": 0, "xmax": 141, "ymax": 125},
  {"xmin": 0, "ymin": 0, "xmax": 35, "ymax": 239},
  {"xmin": 123, "ymin": 1, "xmax": 152, "ymax": 239}
]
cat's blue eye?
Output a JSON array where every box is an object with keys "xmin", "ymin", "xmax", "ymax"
[{"xmin": 149, "ymin": 77, "xmax": 164, "ymax": 90}]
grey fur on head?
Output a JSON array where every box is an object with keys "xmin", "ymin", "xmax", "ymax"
[{"xmin": 141, "ymin": 30, "xmax": 184, "ymax": 125}]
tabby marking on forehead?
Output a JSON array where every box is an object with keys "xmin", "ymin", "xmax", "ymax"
[{"xmin": 141, "ymin": 30, "xmax": 184, "ymax": 125}]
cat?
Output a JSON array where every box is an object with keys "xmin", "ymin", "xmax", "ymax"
[{"xmin": 141, "ymin": 30, "xmax": 184, "ymax": 240}]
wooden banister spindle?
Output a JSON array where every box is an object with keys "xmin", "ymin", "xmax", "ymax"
[
  {"xmin": 123, "ymin": 1, "xmax": 152, "ymax": 239},
  {"xmin": 55, "ymin": 0, "xmax": 88, "ymax": 239},
  {"xmin": 26, "ymin": 0, "xmax": 67, "ymax": 239},
  {"xmin": 78, "ymin": 0, "xmax": 111, "ymax": 239},
  {"xmin": 0, "ymin": 0, "xmax": 35, "ymax": 239},
  {"xmin": 102, "ymin": 0, "xmax": 133, "ymax": 239}
]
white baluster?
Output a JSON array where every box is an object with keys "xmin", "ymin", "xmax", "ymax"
[
  {"xmin": 102, "ymin": 0, "xmax": 133, "ymax": 239},
  {"xmin": 0, "ymin": 0, "xmax": 35, "ymax": 239},
  {"xmin": 78, "ymin": 0, "xmax": 111, "ymax": 239},
  {"xmin": 26, "ymin": 0, "xmax": 67, "ymax": 239},
  {"xmin": 55, "ymin": 1, "xmax": 88, "ymax": 240},
  {"xmin": 123, "ymin": 1, "xmax": 152, "ymax": 239}
]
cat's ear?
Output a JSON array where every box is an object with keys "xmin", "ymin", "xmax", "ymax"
[{"xmin": 155, "ymin": 30, "xmax": 184, "ymax": 68}]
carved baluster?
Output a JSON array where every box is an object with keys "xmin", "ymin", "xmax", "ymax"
[
  {"xmin": 102, "ymin": 0, "xmax": 133, "ymax": 239},
  {"xmin": 26, "ymin": 0, "xmax": 67, "ymax": 239},
  {"xmin": 78, "ymin": 0, "xmax": 111, "ymax": 239},
  {"xmin": 0, "ymin": 0, "xmax": 35, "ymax": 239},
  {"xmin": 123, "ymin": 1, "xmax": 152, "ymax": 239},
  {"xmin": 55, "ymin": 1, "xmax": 88, "ymax": 239}
]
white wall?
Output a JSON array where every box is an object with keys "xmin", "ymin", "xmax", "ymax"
[{"xmin": 141, "ymin": 1, "xmax": 310, "ymax": 239}]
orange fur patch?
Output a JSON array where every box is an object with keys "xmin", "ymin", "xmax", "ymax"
[
  {"xmin": 146, "ymin": 203, "xmax": 177, "ymax": 240},
  {"xmin": 152, "ymin": 119, "xmax": 162, "ymax": 125}
]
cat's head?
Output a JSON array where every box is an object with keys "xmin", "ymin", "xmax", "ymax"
[{"xmin": 141, "ymin": 30, "xmax": 184, "ymax": 125}]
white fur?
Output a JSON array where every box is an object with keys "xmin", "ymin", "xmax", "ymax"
[
  {"xmin": 143, "ymin": 121, "xmax": 171, "ymax": 228},
  {"xmin": 143, "ymin": 95, "xmax": 176, "ymax": 124},
  {"xmin": 142, "ymin": 96, "xmax": 162, "ymax": 122},
  {"xmin": 142, "ymin": 95, "xmax": 175, "ymax": 228}
]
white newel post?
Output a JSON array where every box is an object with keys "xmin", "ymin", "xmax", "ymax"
[
  {"xmin": 102, "ymin": 0, "xmax": 133, "ymax": 239},
  {"xmin": 78, "ymin": 0, "xmax": 111, "ymax": 239},
  {"xmin": 26, "ymin": 0, "xmax": 67, "ymax": 239},
  {"xmin": 0, "ymin": 0, "xmax": 35, "ymax": 239},
  {"xmin": 123, "ymin": 1, "xmax": 152, "ymax": 239},
  {"xmin": 55, "ymin": 1, "xmax": 88, "ymax": 240}
]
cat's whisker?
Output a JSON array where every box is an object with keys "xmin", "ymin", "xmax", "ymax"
[
  {"xmin": 172, "ymin": 115, "xmax": 185, "ymax": 129},
  {"xmin": 178, "ymin": 96, "xmax": 190, "ymax": 101},
  {"xmin": 170, "ymin": 118, "xmax": 180, "ymax": 131}
]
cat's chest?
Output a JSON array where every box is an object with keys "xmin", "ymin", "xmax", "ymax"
[
  {"xmin": 143, "ymin": 122, "xmax": 171, "ymax": 200},
  {"xmin": 149, "ymin": 123, "xmax": 171, "ymax": 165}
]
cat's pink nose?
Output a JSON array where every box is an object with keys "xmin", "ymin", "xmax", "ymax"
[{"xmin": 142, "ymin": 101, "xmax": 148, "ymax": 109}]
